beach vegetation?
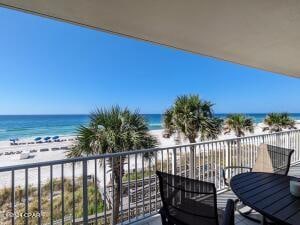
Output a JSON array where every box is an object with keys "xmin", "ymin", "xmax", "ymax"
[
  {"xmin": 0, "ymin": 178, "xmax": 103, "ymax": 225},
  {"xmin": 263, "ymin": 113, "xmax": 296, "ymax": 133},
  {"xmin": 224, "ymin": 114, "xmax": 254, "ymax": 137},
  {"xmin": 163, "ymin": 94, "xmax": 222, "ymax": 143}
]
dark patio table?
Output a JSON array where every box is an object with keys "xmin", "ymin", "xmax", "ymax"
[{"xmin": 230, "ymin": 172, "xmax": 300, "ymax": 225}]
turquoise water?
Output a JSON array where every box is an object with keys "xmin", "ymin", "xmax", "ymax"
[
  {"xmin": 0, "ymin": 114, "xmax": 162, "ymax": 141},
  {"xmin": 0, "ymin": 114, "xmax": 300, "ymax": 141}
]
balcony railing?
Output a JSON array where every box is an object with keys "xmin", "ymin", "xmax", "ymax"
[{"xmin": 0, "ymin": 130, "xmax": 300, "ymax": 225}]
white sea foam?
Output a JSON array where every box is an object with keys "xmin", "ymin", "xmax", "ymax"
[{"xmin": 149, "ymin": 123, "xmax": 162, "ymax": 126}]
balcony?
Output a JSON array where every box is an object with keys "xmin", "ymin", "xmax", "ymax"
[
  {"xmin": 142, "ymin": 163, "xmax": 300, "ymax": 225},
  {"xmin": 0, "ymin": 130, "xmax": 299, "ymax": 225}
]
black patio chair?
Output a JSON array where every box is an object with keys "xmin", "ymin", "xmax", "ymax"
[
  {"xmin": 222, "ymin": 144, "xmax": 294, "ymax": 223},
  {"xmin": 156, "ymin": 171, "xmax": 235, "ymax": 225}
]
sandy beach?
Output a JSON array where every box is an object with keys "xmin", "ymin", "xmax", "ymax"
[{"xmin": 0, "ymin": 136, "xmax": 75, "ymax": 166}]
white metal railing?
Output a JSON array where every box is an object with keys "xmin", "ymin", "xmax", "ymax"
[{"xmin": 0, "ymin": 130, "xmax": 299, "ymax": 225}]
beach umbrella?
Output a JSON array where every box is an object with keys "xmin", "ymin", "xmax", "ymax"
[
  {"xmin": 34, "ymin": 137, "xmax": 42, "ymax": 141},
  {"xmin": 10, "ymin": 137, "xmax": 19, "ymax": 141},
  {"xmin": 52, "ymin": 136, "xmax": 59, "ymax": 140},
  {"xmin": 9, "ymin": 137, "xmax": 19, "ymax": 144},
  {"xmin": 44, "ymin": 137, "xmax": 51, "ymax": 141}
]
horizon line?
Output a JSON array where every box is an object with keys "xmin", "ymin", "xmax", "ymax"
[{"xmin": 0, "ymin": 112, "xmax": 300, "ymax": 116}]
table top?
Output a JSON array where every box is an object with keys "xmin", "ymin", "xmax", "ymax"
[{"xmin": 231, "ymin": 172, "xmax": 300, "ymax": 225}]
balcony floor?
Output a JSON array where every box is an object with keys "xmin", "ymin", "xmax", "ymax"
[{"xmin": 139, "ymin": 163, "xmax": 300, "ymax": 225}]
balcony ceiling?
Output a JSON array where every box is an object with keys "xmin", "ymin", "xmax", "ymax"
[{"xmin": 1, "ymin": 0, "xmax": 300, "ymax": 78}]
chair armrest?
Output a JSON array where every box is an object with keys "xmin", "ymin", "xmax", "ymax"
[
  {"xmin": 222, "ymin": 166, "xmax": 252, "ymax": 187},
  {"xmin": 222, "ymin": 199, "xmax": 235, "ymax": 225}
]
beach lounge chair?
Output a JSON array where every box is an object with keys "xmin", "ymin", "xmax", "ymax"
[
  {"xmin": 20, "ymin": 151, "xmax": 30, "ymax": 159},
  {"xmin": 52, "ymin": 136, "xmax": 60, "ymax": 142},
  {"xmin": 157, "ymin": 171, "xmax": 235, "ymax": 225},
  {"xmin": 222, "ymin": 144, "xmax": 294, "ymax": 223},
  {"xmin": 162, "ymin": 130, "xmax": 170, "ymax": 138}
]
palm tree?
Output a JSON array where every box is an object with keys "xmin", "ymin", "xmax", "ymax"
[
  {"xmin": 164, "ymin": 94, "xmax": 222, "ymax": 143},
  {"xmin": 224, "ymin": 114, "xmax": 254, "ymax": 137},
  {"xmin": 68, "ymin": 106, "xmax": 157, "ymax": 225},
  {"xmin": 263, "ymin": 113, "xmax": 296, "ymax": 133},
  {"xmin": 163, "ymin": 95, "xmax": 222, "ymax": 178}
]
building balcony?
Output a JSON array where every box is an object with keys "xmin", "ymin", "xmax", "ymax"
[{"xmin": 141, "ymin": 163, "xmax": 300, "ymax": 225}]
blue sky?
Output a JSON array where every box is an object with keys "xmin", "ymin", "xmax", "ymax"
[{"xmin": 0, "ymin": 7, "xmax": 300, "ymax": 115}]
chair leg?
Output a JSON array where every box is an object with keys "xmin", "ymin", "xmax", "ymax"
[
  {"xmin": 235, "ymin": 200, "xmax": 261, "ymax": 223},
  {"xmin": 159, "ymin": 208, "xmax": 169, "ymax": 225},
  {"xmin": 240, "ymin": 208, "xmax": 253, "ymax": 215}
]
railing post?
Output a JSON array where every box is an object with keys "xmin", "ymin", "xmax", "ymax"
[
  {"xmin": 295, "ymin": 131, "xmax": 300, "ymax": 161},
  {"xmin": 276, "ymin": 133, "xmax": 280, "ymax": 147},
  {"xmin": 288, "ymin": 132, "xmax": 291, "ymax": 149},
  {"xmin": 172, "ymin": 148, "xmax": 177, "ymax": 175},
  {"xmin": 237, "ymin": 139, "xmax": 241, "ymax": 168},
  {"xmin": 225, "ymin": 140, "xmax": 229, "ymax": 169},
  {"xmin": 11, "ymin": 170, "xmax": 15, "ymax": 225},
  {"xmin": 189, "ymin": 145, "xmax": 195, "ymax": 179},
  {"xmin": 82, "ymin": 159, "xmax": 88, "ymax": 225},
  {"xmin": 296, "ymin": 131, "xmax": 300, "ymax": 160}
]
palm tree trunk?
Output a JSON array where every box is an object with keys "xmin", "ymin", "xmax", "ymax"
[{"xmin": 111, "ymin": 162, "xmax": 124, "ymax": 225}]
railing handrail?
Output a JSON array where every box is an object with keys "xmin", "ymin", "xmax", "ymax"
[{"xmin": 0, "ymin": 129, "xmax": 299, "ymax": 172}]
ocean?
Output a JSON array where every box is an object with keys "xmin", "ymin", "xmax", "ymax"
[{"xmin": 0, "ymin": 114, "xmax": 300, "ymax": 141}]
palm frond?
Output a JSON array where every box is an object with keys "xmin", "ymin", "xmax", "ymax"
[
  {"xmin": 68, "ymin": 106, "xmax": 158, "ymax": 158},
  {"xmin": 163, "ymin": 94, "xmax": 221, "ymax": 142},
  {"xmin": 163, "ymin": 108, "xmax": 176, "ymax": 136},
  {"xmin": 224, "ymin": 114, "xmax": 254, "ymax": 137},
  {"xmin": 263, "ymin": 113, "xmax": 296, "ymax": 133}
]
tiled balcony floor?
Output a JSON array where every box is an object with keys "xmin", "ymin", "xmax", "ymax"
[{"xmin": 137, "ymin": 163, "xmax": 300, "ymax": 225}]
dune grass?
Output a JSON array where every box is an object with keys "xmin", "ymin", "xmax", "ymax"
[{"xmin": 0, "ymin": 177, "xmax": 104, "ymax": 225}]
